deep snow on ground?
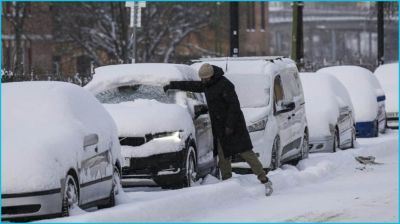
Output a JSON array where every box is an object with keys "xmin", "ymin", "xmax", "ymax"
[{"xmin": 45, "ymin": 130, "xmax": 398, "ymax": 222}]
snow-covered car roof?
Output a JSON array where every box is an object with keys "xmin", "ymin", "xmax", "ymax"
[
  {"xmin": 2, "ymin": 81, "xmax": 119, "ymax": 193},
  {"xmin": 191, "ymin": 57, "xmax": 297, "ymax": 78},
  {"xmin": 374, "ymin": 62, "xmax": 399, "ymax": 113},
  {"xmin": 317, "ymin": 66, "xmax": 381, "ymax": 122},
  {"xmin": 85, "ymin": 63, "xmax": 199, "ymax": 94},
  {"xmin": 300, "ymin": 73, "xmax": 354, "ymax": 137}
]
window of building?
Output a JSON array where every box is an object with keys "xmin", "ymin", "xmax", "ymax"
[
  {"xmin": 260, "ymin": 2, "xmax": 266, "ymax": 31},
  {"xmin": 76, "ymin": 55, "xmax": 91, "ymax": 76},
  {"xmin": 246, "ymin": 2, "xmax": 256, "ymax": 31}
]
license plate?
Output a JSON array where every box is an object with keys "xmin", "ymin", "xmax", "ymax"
[{"xmin": 123, "ymin": 157, "xmax": 131, "ymax": 167}]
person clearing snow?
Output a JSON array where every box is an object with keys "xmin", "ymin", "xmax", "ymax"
[{"xmin": 164, "ymin": 63, "xmax": 273, "ymax": 196}]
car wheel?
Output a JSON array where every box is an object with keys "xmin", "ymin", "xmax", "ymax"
[
  {"xmin": 374, "ymin": 120, "xmax": 379, "ymax": 137},
  {"xmin": 269, "ymin": 137, "xmax": 281, "ymax": 170},
  {"xmin": 300, "ymin": 132, "xmax": 309, "ymax": 159},
  {"xmin": 183, "ymin": 146, "xmax": 197, "ymax": 187},
  {"xmin": 333, "ymin": 129, "xmax": 339, "ymax": 152},
  {"xmin": 98, "ymin": 168, "xmax": 120, "ymax": 209},
  {"xmin": 61, "ymin": 175, "xmax": 79, "ymax": 217}
]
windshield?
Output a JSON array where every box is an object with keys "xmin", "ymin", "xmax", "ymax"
[
  {"xmin": 225, "ymin": 73, "xmax": 270, "ymax": 108},
  {"xmin": 96, "ymin": 85, "xmax": 176, "ymax": 104}
]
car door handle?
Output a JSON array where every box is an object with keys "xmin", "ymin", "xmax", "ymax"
[
  {"xmin": 292, "ymin": 113, "xmax": 295, "ymax": 116},
  {"xmin": 288, "ymin": 116, "xmax": 291, "ymax": 120},
  {"xmin": 94, "ymin": 147, "xmax": 98, "ymax": 153}
]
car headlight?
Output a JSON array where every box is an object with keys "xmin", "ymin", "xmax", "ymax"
[{"xmin": 248, "ymin": 118, "xmax": 267, "ymax": 132}]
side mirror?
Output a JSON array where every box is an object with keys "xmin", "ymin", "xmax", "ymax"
[
  {"xmin": 84, "ymin": 133, "xmax": 99, "ymax": 148},
  {"xmin": 194, "ymin": 104, "xmax": 208, "ymax": 119},
  {"xmin": 276, "ymin": 101, "xmax": 295, "ymax": 114}
]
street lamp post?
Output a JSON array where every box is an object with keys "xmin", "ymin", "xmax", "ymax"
[{"xmin": 126, "ymin": 2, "xmax": 146, "ymax": 63}]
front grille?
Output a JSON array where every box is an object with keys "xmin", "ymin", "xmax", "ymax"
[
  {"xmin": 120, "ymin": 137, "xmax": 146, "ymax": 147},
  {"xmin": 2, "ymin": 204, "xmax": 41, "ymax": 215}
]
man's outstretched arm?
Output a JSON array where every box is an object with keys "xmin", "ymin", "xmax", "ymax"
[{"xmin": 164, "ymin": 81, "xmax": 205, "ymax": 93}]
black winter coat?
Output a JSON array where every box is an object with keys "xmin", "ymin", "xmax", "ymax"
[{"xmin": 169, "ymin": 66, "xmax": 253, "ymax": 158}]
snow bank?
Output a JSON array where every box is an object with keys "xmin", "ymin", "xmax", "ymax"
[
  {"xmin": 300, "ymin": 73, "xmax": 354, "ymax": 137},
  {"xmin": 103, "ymin": 100, "xmax": 194, "ymax": 137},
  {"xmin": 374, "ymin": 62, "xmax": 399, "ymax": 113},
  {"xmin": 2, "ymin": 81, "xmax": 120, "ymax": 193},
  {"xmin": 85, "ymin": 63, "xmax": 199, "ymax": 95},
  {"xmin": 317, "ymin": 66, "xmax": 379, "ymax": 122}
]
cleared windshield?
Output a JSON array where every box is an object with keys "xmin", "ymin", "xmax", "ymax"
[{"xmin": 97, "ymin": 85, "xmax": 176, "ymax": 104}]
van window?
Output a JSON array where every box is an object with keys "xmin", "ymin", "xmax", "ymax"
[{"xmin": 274, "ymin": 76, "xmax": 284, "ymax": 105}]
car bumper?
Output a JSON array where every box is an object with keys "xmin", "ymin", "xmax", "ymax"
[
  {"xmin": 309, "ymin": 135, "xmax": 334, "ymax": 153},
  {"xmin": 356, "ymin": 121, "xmax": 378, "ymax": 138},
  {"xmin": 2, "ymin": 188, "xmax": 62, "ymax": 221},
  {"xmin": 122, "ymin": 150, "xmax": 185, "ymax": 179}
]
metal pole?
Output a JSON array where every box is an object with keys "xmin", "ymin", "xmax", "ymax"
[
  {"xmin": 291, "ymin": 1, "xmax": 304, "ymax": 69},
  {"xmin": 132, "ymin": 2, "xmax": 138, "ymax": 63},
  {"xmin": 229, "ymin": 2, "xmax": 239, "ymax": 57},
  {"xmin": 377, "ymin": 2, "xmax": 384, "ymax": 65}
]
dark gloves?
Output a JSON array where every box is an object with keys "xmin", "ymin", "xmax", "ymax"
[
  {"xmin": 163, "ymin": 84, "xmax": 171, "ymax": 92},
  {"xmin": 225, "ymin": 127, "xmax": 234, "ymax": 136}
]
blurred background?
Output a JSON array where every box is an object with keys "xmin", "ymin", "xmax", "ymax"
[{"xmin": 1, "ymin": 2, "xmax": 398, "ymax": 85}]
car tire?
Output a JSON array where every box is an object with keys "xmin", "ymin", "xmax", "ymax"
[
  {"xmin": 183, "ymin": 146, "xmax": 197, "ymax": 187},
  {"xmin": 269, "ymin": 136, "xmax": 281, "ymax": 171},
  {"xmin": 374, "ymin": 120, "xmax": 379, "ymax": 137},
  {"xmin": 333, "ymin": 129, "xmax": 339, "ymax": 152},
  {"xmin": 61, "ymin": 175, "xmax": 79, "ymax": 217},
  {"xmin": 300, "ymin": 132, "xmax": 309, "ymax": 159},
  {"xmin": 98, "ymin": 168, "xmax": 120, "ymax": 209}
]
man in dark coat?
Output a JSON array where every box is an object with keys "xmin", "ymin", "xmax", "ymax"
[{"xmin": 164, "ymin": 63, "xmax": 273, "ymax": 196}]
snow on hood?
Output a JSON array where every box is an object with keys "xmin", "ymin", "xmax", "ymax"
[
  {"xmin": 85, "ymin": 63, "xmax": 199, "ymax": 95},
  {"xmin": 2, "ymin": 82, "xmax": 120, "ymax": 193},
  {"xmin": 300, "ymin": 73, "xmax": 354, "ymax": 137},
  {"xmin": 374, "ymin": 62, "xmax": 399, "ymax": 113},
  {"xmin": 317, "ymin": 66, "xmax": 380, "ymax": 122},
  {"xmin": 103, "ymin": 100, "xmax": 194, "ymax": 137}
]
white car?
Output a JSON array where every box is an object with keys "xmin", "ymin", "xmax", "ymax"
[
  {"xmin": 85, "ymin": 64, "xmax": 217, "ymax": 188},
  {"xmin": 2, "ymin": 82, "xmax": 122, "ymax": 221},
  {"xmin": 318, "ymin": 66, "xmax": 386, "ymax": 138},
  {"xmin": 300, "ymin": 73, "xmax": 356, "ymax": 153},
  {"xmin": 374, "ymin": 62, "xmax": 399, "ymax": 129},
  {"xmin": 192, "ymin": 57, "xmax": 309, "ymax": 170}
]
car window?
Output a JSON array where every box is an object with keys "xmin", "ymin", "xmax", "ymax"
[
  {"xmin": 274, "ymin": 75, "xmax": 285, "ymax": 105},
  {"xmin": 96, "ymin": 85, "xmax": 176, "ymax": 104}
]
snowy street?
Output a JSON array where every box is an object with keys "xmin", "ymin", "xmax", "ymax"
[{"xmin": 46, "ymin": 130, "xmax": 398, "ymax": 223}]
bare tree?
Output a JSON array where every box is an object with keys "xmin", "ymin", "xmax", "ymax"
[
  {"xmin": 4, "ymin": 2, "xmax": 30, "ymax": 76},
  {"xmin": 54, "ymin": 2, "xmax": 212, "ymax": 65}
]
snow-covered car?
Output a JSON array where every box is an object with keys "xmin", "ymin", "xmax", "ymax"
[
  {"xmin": 85, "ymin": 64, "xmax": 216, "ymax": 188},
  {"xmin": 300, "ymin": 73, "xmax": 356, "ymax": 152},
  {"xmin": 2, "ymin": 82, "xmax": 122, "ymax": 221},
  {"xmin": 192, "ymin": 57, "xmax": 309, "ymax": 170},
  {"xmin": 374, "ymin": 62, "xmax": 399, "ymax": 129},
  {"xmin": 317, "ymin": 66, "xmax": 386, "ymax": 138}
]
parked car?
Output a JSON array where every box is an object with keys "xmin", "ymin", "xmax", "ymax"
[
  {"xmin": 85, "ymin": 63, "xmax": 217, "ymax": 188},
  {"xmin": 374, "ymin": 62, "xmax": 399, "ymax": 129},
  {"xmin": 2, "ymin": 82, "xmax": 122, "ymax": 221},
  {"xmin": 318, "ymin": 66, "xmax": 386, "ymax": 137},
  {"xmin": 192, "ymin": 57, "xmax": 309, "ymax": 170},
  {"xmin": 300, "ymin": 73, "xmax": 356, "ymax": 153}
]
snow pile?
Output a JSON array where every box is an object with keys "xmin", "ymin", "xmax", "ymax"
[
  {"xmin": 300, "ymin": 73, "xmax": 354, "ymax": 137},
  {"xmin": 103, "ymin": 100, "xmax": 194, "ymax": 137},
  {"xmin": 317, "ymin": 66, "xmax": 379, "ymax": 122},
  {"xmin": 225, "ymin": 73, "xmax": 270, "ymax": 108},
  {"xmin": 2, "ymin": 81, "xmax": 120, "ymax": 193},
  {"xmin": 46, "ymin": 131, "xmax": 398, "ymax": 222},
  {"xmin": 85, "ymin": 63, "xmax": 199, "ymax": 95},
  {"xmin": 374, "ymin": 62, "xmax": 399, "ymax": 113}
]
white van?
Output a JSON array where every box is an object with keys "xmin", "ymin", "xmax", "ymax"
[{"xmin": 192, "ymin": 57, "xmax": 309, "ymax": 170}]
